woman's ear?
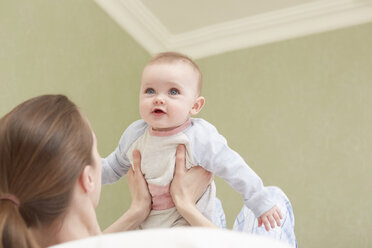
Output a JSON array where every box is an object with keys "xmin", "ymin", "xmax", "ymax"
[
  {"xmin": 79, "ymin": 165, "xmax": 94, "ymax": 193},
  {"xmin": 190, "ymin": 96, "xmax": 205, "ymax": 115}
]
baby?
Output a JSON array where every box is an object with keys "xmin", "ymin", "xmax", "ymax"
[{"xmin": 102, "ymin": 52, "xmax": 282, "ymax": 229}]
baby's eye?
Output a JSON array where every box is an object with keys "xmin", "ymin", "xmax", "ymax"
[
  {"xmin": 169, "ymin": 88, "xmax": 180, "ymax": 95},
  {"xmin": 145, "ymin": 88, "xmax": 155, "ymax": 94}
]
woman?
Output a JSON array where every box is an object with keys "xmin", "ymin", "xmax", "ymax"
[{"xmin": 0, "ymin": 95, "xmax": 214, "ymax": 248}]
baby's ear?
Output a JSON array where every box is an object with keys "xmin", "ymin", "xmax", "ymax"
[{"xmin": 190, "ymin": 96, "xmax": 205, "ymax": 115}]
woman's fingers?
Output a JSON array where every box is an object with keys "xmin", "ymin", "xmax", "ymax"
[
  {"xmin": 128, "ymin": 150, "xmax": 149, "ymax": 200},
  {"xmin": 175, "ymin": 145, "xmax": 187, "ymax": 175},
  {"xmin": 132, "ymin": 149, "xmax": 141, "ymax": 173}
]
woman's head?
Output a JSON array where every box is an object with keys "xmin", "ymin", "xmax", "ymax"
[{"xmin": 0, "ymin": 95, "xmax": 97, "ymax": 247}]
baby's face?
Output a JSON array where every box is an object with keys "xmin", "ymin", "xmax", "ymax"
[{"xmin": 139, "ymin": 62, "xmax": 200, "ymax": 131}]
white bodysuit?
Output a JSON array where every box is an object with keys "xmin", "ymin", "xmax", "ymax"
[{"xmin": 102, "ymin": 118, "xmax": 274, "ymax": 228}]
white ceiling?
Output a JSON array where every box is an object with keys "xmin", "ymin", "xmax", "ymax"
[
  {"xmin": 140, "ymin": 0, "xmax": 314, "ymax": 34},
  {"xmin": 95, "ymin": 0, "xmax": 372, "ymax": 59}
]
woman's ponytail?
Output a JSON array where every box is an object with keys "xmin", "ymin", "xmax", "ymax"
[{"xmin": 0, "ymin": 200, "xmax": 39, "ymax": 248}]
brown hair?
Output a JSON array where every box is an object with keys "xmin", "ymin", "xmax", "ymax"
[
  {"xmin": 147, "ymin": 52, "xmax": 203, "ymax": 95},
  {"xmin": 0, "ymin": 95, "xmax": 93, "ymax": 248}
]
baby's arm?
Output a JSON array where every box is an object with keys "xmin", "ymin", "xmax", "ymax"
[
  {"xmin": 188, "ymin": 119, "xmax": 277, "ymax": 228},
  {"xmin": 101, "ymin": 119, "xmax": 148, "ymax": 184}
]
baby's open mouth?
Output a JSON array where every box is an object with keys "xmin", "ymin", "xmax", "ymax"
[{"xmin": 152, "ymin": 108, "xmax": 165, "ymax": 114}]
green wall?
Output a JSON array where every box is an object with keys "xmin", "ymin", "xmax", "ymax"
[
  {"xmin": 1, "ymin": 1, "xmax": 372, "ymax": 248},
  {"xmin": 0, "ymin": 0, "xmax": 150, "ymax": 233},
  {"xmin": 196, "ymin": 23, "xmax": 372, "ymax": 247}
]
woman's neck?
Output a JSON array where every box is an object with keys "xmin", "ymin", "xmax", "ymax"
[{"xmin": 31, "ymin": 197, "xmax": 101, "ymax": 247}]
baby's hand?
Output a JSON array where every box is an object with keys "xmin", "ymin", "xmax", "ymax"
[{"xmin": 257, "ymin": 205, "xmax": 283, "ymax": 231}]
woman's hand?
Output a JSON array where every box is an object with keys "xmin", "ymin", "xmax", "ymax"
[
  {"xmin": 170, "ymin": 145, "xmax": 213, "ymax": 207},
  {"xmin": 170, "ymin": 145, "xmax": 216, "ymax": 228},
  {"xmin": 104, "ymin": 150, "xmax": 151, "ymax": 233},
  {"xmin": 126, "ymin": 150, "xmax": 152, "ymax": 220}
]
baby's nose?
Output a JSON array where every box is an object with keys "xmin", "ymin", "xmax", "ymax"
[{"xmin": 153, "ymin": 97, "xmax": 165, "ymax": 105}]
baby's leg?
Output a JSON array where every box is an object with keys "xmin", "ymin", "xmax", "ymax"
[{"xmin": 213, "ymin": 197, "xmax": 226, "ymax": 228}]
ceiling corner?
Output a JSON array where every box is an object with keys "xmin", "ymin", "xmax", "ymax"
[{"xmin": 95, "ymin": 0, "xmax": 372, "ymax": 59}]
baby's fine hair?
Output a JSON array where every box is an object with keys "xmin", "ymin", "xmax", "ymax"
[{"xmin": 148, "ymin": 52, "xmax": 203, "ymax": 95}]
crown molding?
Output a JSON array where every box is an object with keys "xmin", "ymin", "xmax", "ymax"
[{"xmin": 95, "ymin": 0, "xmax": 372, "ymax": 59}]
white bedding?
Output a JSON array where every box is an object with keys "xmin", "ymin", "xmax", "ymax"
[{"xmin": 50, "ymin": 227, "xmax": 291, "ymax": 248}]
